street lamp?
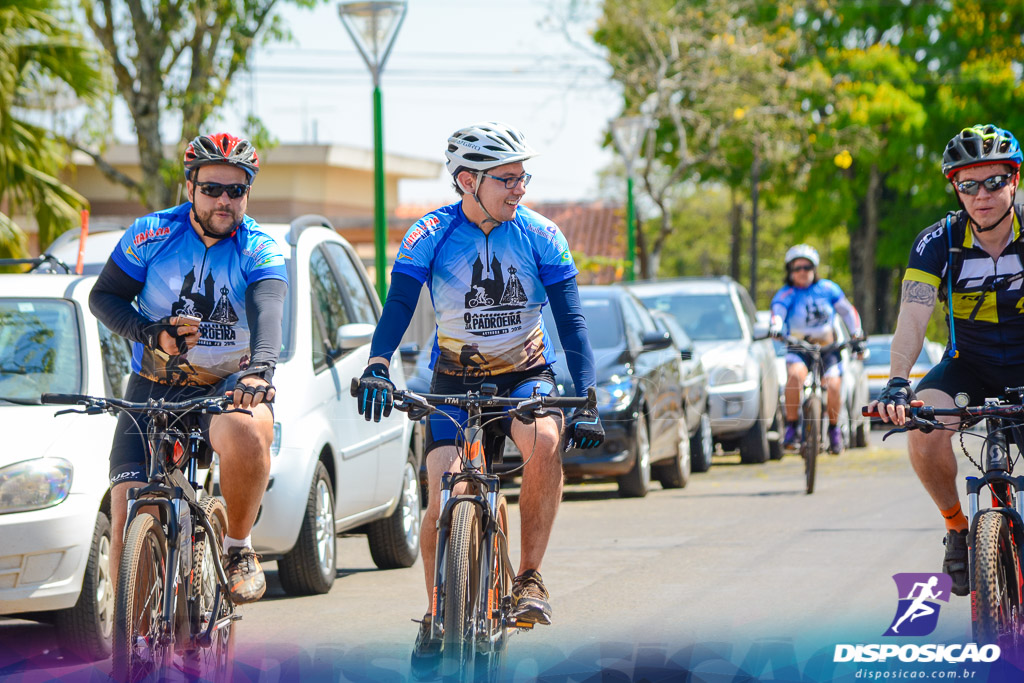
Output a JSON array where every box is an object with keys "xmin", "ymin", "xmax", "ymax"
[
  {"xmin": 610, "ymin": 114, "xmax": 650, "ymax": 282},
  {"xmin": 337, "ymin": 0, "xmax": 408, "ymax": 299}
]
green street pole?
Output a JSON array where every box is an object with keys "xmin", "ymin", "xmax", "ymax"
[
  {"xmin": 372, "ymin": 84, "xmax": 387, "ymax": 300},
  {"xmin": 625, "ymin": 174, "xmax": 635, "ymax": 282}
]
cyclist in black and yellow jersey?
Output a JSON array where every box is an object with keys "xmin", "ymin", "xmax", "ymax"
[{"xmin": 869, "ymin": 124, "xmax": 1024, "ymax": 597}]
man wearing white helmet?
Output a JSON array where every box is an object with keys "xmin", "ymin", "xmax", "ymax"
[
  {"xmin": 768, "ymin": 244, "xmax": 864, "ymax": 454},
  {"xmin": 353, "ymin": 122, "xmax": 604, "ymax": 676}
]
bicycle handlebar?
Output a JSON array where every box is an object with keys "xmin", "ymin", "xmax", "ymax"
[
  {"xmin": 41, "ymin": 392, "xmax": 248, "ymax": 416},
  {"xmin": 777, "ymin": 334, "xmax": 863, "ymax": 356},
  {"xmin": 349, "ymin": 378, "xmax": 597, "ymax": 418}
]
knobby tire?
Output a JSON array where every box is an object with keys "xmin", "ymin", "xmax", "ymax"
[
  {"xmin": 186, "ymin": 497, "xmax": 235, "ymax": 682},
  {"xmin": 112, "ymin": 513, "xmax": 168, "ymax": 683},
  {"xmin": 441, "ymin": 501, "xmax": 480, "ymax": 681},
  {"xmin": 972, "ymin": 511, "xmax": 1023, "ymax": 652},
  {"xmin": 802, "ymin": 395, "xmax": 821, "ymax": 495},
  {"xmin": 476, "ymin": 495, "xmax": 512, "ymax": 683}
]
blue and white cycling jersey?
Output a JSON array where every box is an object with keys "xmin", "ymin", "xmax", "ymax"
[
  {"xmin": 770, "ymin": 279, "xmax": 860, "ymax": 340},
  {"xmin": 392, "ymin": 202, "xmax": 578, "ymax": 377},
  {"xmin": 110, "ymin": 203, "xmax": 287, "ymax": 386}
]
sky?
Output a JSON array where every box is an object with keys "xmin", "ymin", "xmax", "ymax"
[{"xmin": 223, "ymin": 0, "xmax": 624, "ymax": 205}]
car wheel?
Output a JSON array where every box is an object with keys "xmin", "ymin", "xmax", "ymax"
[
  {"xmin": 654, "ymin": 417, "xmax": 691, "ymax": 489},
  {"xmin": 278, "ymin": 461, "xmax": 336, "ymax": 595},
  {"xmin": 618, "ymin": 411, "xmax": 651, "ymax": 497},
  {"xmin": 367, "ymin": 443, "xmax": 422, "ymax": 569},
  {"xmin": 739, "ymin": 404, "xmax": 769, "ymax": 464},
  {"xmin": 54, "ymin": 512, "xmax": 114, "ymax": 662},
  {"xmin": 768, "ymin": 401, "xmax": 785, "ymax": 461},
  {"xmin": 689, "ymin": 411, "xmax": 713, "ymax": 473}
]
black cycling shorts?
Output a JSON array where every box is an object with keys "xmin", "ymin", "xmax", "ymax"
[
  {"xmin": 424, "ymin": 365, "xmax": 560, "ymax": 457},
  {"xmin": 108, "ymin": 373, "xmax": 273, "ymax": 485},
  {"xmin": 916, "ymin": 355, "xmax": 1024, "ymax": 404}
]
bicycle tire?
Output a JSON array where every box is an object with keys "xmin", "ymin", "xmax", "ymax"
[
  {"xmin": 441, "ymin": 501, "xmax": 480, "ymax": 680},
  {"xmin": 972, "ymin": 511, "xmax": 1023, "ymax": 650},
  {"xmin": 186, "ymin": 497, "xmax": 235, "ymax": 682},
  {"xmin": 112, "ymin": 513, "xmax": 169, "ymax": 683},
  {"xmin": 476, "ymin": 495, "xmax": 512, "ymax": 682},
  {"xmin": 802, "ymin": 395, "xmax": 821, "ymax": 495}
]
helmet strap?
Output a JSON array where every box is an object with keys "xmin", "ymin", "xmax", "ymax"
[
  {"xmin": 188, "ymin": 187, "xmax": 238, "ymax": 241},
  {"xmin": 470, "ymin": 171, "xmax": 501, "ymax": 227}
]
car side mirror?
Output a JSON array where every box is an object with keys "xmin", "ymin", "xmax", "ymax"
[
  {"xmin": 337, "ymin": 322, "xmax": 375, "ymax": 351},
  {"xmin": 753, "ymin": 321, "xmax": 769, "ymax": 338},
  {"xmin": 641, "ymin": 331, "xmax": 672, "ymax": 351},
  {"xmin": 680, "ymin": 349, "xmax": 693, "ymax": 361}
]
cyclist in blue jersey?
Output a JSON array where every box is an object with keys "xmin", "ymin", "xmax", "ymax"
[
  {"xmin": 870, "ymin": 124, "xmax": 1024, "ymax": 597},
  {"xmin": 354, "ymin": 121, "xmax": 604, "ymax": 677},
  {"xmin": 769, "ymin": 244, "xmax": 864, "ymax": 454},
  {"xmin": 89, "ymin": 133, "xmax": 287, "ymax": 605}
]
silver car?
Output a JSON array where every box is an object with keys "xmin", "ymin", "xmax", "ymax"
[{"xmin": 628, "ymin": 277, "xmax": 781, "ymax": 464}]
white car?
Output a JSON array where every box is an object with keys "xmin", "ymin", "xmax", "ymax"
[
  {"xmin": 865, "ymin": 334, "xmax": 944, "ymax": 403},
  {"xmin": 0, "ymin": 272, "xmax": 134, "ymax": 661},
  {"xmin": 43, "ymin": 215, "xmax": 422, "ymax": 597}
]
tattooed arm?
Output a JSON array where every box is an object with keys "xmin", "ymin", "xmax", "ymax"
[{"xmin": 889, "ymin": 280, "xmax": 937, "ymax": 379}]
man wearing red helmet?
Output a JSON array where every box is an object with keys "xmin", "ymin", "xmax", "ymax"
[
  {"xmin": 870, "ymin": 124, "xmax": 1024, "ymax": 597},
  {"xmin": 90, "ymin": 132, "xmax": 287, "ymax": 604}
]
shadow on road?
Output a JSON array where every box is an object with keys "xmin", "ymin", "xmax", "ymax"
[{"xmin": 0, "ymin": 618, "xmax": 103, "ymax": 676}]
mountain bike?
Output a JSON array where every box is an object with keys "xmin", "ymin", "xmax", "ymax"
[
  {"xmin": 351, "ymin": 379, "xmax": 594, "ymax": 681},
  {"xmin": 779, "ymin": 336, "xmax": 860, "ymax": 495},
  {"xmin": 866, "ymin": 389, "xmax": 1024, "ymax": 652},
  {"xmin": 42, "ymin": 392, "xmax": 247, "ymax": 682}
]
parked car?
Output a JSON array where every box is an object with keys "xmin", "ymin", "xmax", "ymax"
[
  {"xmin": 0, "ymin": 272, "xmax": 134, "ymax": 661},
  {"xmin": 648, "ymin": 310, "xmax": 714, "ymax": 472},
  {"xmin": 756, "ymin": 310, "xmax": 871, "ymax": 450},
  {"xmin": 405, "ymin": 285, "xmax": 693, "ymax": 497},
  {"xmin": 43, "ymin": 215, "xmax": 423, "ymax": 597},
  {"xmin": 628, "ymin": 278, "xmax": 782, "ymax": 464},
  {"xmin": 865, "ymin": 334, "xmax": 944, "ymax": 404}
]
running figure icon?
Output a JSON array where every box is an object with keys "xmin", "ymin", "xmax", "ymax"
[
  {"xmin": 883, "ymin": 573, "xmax": 951, "ymax": 637},
  {"xmin": 890, "ymin": 577, "xmax": 941, "ymax": 634}
]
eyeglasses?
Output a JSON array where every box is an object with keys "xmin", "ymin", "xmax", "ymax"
[
  {"xmin": 195, "ymin": 181, "xmax": 250, "ymax": 199},
  {"xmin": 481, "ymin": 173, "xmax": 531, "ymax": 190},
  {"xmin": 788, "ymin": 264, "xmax": 814, "ymax": 273},
  {"xmin": 955, "ymin": 173, "xmax": 1015, "ymax": 196}
]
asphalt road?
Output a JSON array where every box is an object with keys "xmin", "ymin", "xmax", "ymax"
[{"xmin": 5, "ymin": 428, "xmax": 1024, "ymax": 682}]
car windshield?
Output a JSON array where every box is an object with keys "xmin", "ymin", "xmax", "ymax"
[
  {"xmin": 543, "ymin": 297, "xmax": 624, "ymax": 350},
  {"xmin": 0, "ymin": 299, "xmax": 82, "ymax": 400},
  {"xmin": 864, "ymin": 341, "xmax": 931, "ymax": 367},
  {"xmin": 637, "ymin": 293, "xmax": 743, "ymax": 341}
]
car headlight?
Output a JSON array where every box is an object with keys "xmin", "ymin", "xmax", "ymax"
[
  {"xmin": 709, "ymin": 363, "xmax": 746, "ymax": 387},
  {"xmin": 0, "ymin": 458, "xmax": 73, "ymax": 514},
  {"xmin": 595, "ymin": 375, "xmax": 635, "ymax": 411}
]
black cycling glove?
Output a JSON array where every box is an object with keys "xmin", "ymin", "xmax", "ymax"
[
  {"xmin": 142, "ymin": 317, "xmax": 188, "ymax": 355},
  {"xmin": 234, "ymin": 363, "xmax": 276, "ymax": 404},
  {"xmin": 878, "ymin": 377, "xmax": 915, "ymax": 408},
  {"xmin": 564, "ymin": 406, "xmax": 605, "ymax": 451},
  {"xmin": 356, "ymin": 363, "xmax": 394, "ymax": 422},
  {"xmin": 850, "ymin": 340, "xmax": 866, "ymax": 355}
]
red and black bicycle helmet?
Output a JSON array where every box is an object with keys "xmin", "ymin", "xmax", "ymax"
[{"xmin": 183, "ymin": 133, "xmax": 260, "ymax": 181}]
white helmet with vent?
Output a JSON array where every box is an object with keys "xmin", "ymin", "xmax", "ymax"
[
  {"xmin": 785, "ymin": 244, "xmax": 820, "ymax": 268},
  {"xmin": 445, "ymin": 122, "xmax": 537, "ymax": 176}
]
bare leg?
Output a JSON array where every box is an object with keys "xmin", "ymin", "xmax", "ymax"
[
  {"xmin": 824, "ymin": 375, "xmax": 842, "ymax": 424},
  {"xmin": 420, "ymin": 445, "xmax": 463, "ymax": 611},
  {"xmin": 785, "ymin": 363, "xmax": 808, "ymax": 422},
  {"xmin": 209, "ymin": 404, "xmax": 274, "ymax": 539},
  {"xmin": 907, "ymin": 389, "xmax": 960, "ymax": 511},
  {"xmin": 510, "ymin": 415, "xmax": 562, "ymax": 573}
]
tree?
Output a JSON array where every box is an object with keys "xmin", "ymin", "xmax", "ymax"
[
  {"xmin": 0, "ymin": 0, "xmax": 105, "ymax": 254},
  {"xmin": 77, "ymin": 0, "xmax": 314, "ymax": 210}
]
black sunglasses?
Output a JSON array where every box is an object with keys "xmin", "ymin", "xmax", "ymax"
[
  {"xmin": 195, "ymin": 181, "xmax": 250, "ymax": 199},
  {"xmin": 955, "ymin": 173, "xmax": 1015, "ymax": 196},
  {"xmin": 789, "ymin": 264, "xmax": 814, "ymax": 273}
]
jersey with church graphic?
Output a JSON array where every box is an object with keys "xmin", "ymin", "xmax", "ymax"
[
  {"xmin": 111, "ymin": 203, "xmax": 287, "ymax": 386},
  {"xmin": 393, "ymin": 202, "xmax": 578, "ymax": 377}
]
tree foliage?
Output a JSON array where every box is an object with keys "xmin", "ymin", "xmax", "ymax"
[
  {"xmin": 0, "ymin": 0, "xmax": 105, "ymax": 253},
  {"xmin": 77, "ymin": 0, "xmax": 316, "ymax": 210}
]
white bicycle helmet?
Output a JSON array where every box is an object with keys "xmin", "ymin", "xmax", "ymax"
[
  {"xmin": 445, "ymin": 122, "xmax": 537, "ymax": 176},
  {"xmin": 785, "ymin": 244, "xmax": 820, "ymax": 268}
]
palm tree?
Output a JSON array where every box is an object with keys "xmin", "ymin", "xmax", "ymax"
[{"xmin": 0, "ymin": 0, "xmax": 105, "ymax": 256}]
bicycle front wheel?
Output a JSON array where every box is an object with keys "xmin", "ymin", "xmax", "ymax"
[
  {"xmin": 441, "ymin": 501, "xmax": 480, "ymax": 679},
  {"xmin": 186, "ymin": 497, "xmax": 235, "ymax": 682},
  {"xmin": 112, "ymin": 513, "xmax": 168, "ymax": 683},
  {"xmin": 973, "ymin": 511, "xmax": 1023, "ymax": 651},
  {"xmin": 801, "ymin": 395, "xmax": 821, "ymax": 495},
  {"xmin": 476, "ymin": 494, "xmax": 513, "ymax": 682}
]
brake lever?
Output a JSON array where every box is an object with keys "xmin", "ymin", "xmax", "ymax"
[{"xmin": 54, "ymin": 407, "xmax": 88, "ymax": 416}]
